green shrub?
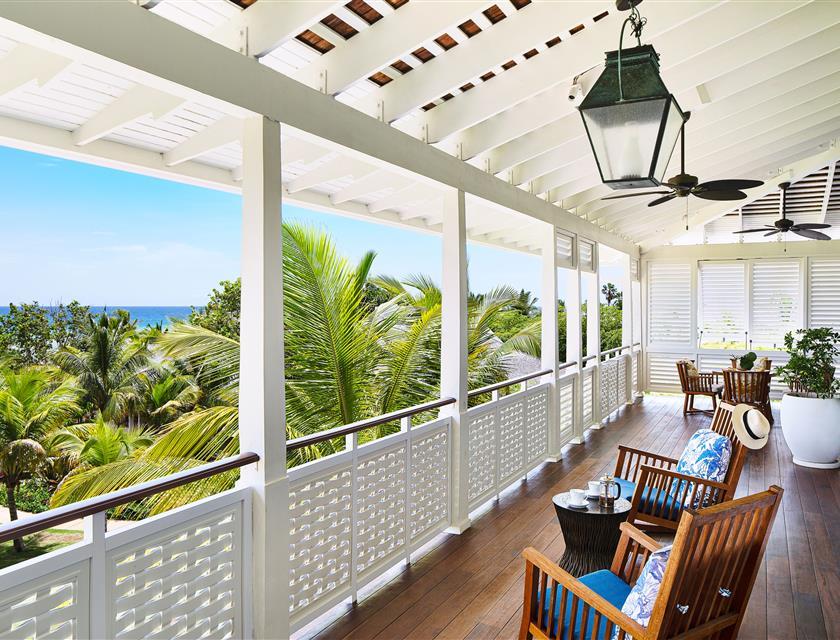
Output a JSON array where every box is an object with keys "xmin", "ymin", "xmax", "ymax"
[{"xmin": 0, "ymin": 478, "xmax": 51, "ymax": 514}]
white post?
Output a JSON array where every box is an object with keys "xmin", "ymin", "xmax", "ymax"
[
  {"xmin": 84, "ymin": 511, "xmax": 107, "ymax": 639},
  {"xmin": 238, "ymin": 115, "xmax": 288, "ymax": 640},
  {"xmin": 620, "ymin": 252, "xmax": 634, "ymax": 404},
  {"xmin": 541, "ymin": 224, "xmax": 561, "ymax": 461},
  {"xmin": 441, "ymin": 188, "xmax": 471, "ymax": 534},
  {"xmin": 587, "ymin": 245, "xmax": 603, "ymax": 427},
  {"xmin": 565, "ymin": 253, "xmax": 583, "ymax": 444}
]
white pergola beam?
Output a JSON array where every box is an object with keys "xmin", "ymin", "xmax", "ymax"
[
  {"xmin": 368, "ymin": 183, "xmax": 440, "ymax": 214},
  {"xmin": 211, "ymin": 0, "xmax": 347, "ymax": 57},
  {"xmin": 293, "ymin": 1, "xmax": 478, "ymax": 95},
  {"xmin": 0, "ymin": 43, "xmax": 70, "ymax": 96},
  {"xmin": 72, "ymin": 84, "xmax": 182, "ymax": 146},
  {"xmin": 164, "ymin": 115, "xmax": 242, "ymax": 166},
  {"xmin": 286, "ymin": 156, "xmax": 374, "ymax": 194},
  {"xmin": 330, "ymin": 169, "xmax": 410, "ymax": 204}
]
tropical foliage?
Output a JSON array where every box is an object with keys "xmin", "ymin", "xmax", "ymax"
[{"xmin": 0, "ymin": 223, "xmax": 626, "ymax": 545}]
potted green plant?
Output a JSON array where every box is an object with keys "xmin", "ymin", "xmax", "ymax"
[
  {"xmin": 775, "ymin": 328, "xmax": 840, "ymax": 469},
  {"xmin": 729, "ymin": 352, "xmax": 757, "ymax": 370}
]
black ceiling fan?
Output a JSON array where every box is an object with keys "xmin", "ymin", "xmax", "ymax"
[
  {"xmin": 733, "ymin": 181, "xmax": 833, "ymax": 240},
  {"xmin": 600, "ymin": 113, "xmax": 764, "ymax": 207}
]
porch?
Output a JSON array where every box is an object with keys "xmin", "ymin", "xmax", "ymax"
[{"xmin": 294, "ymin": 396, "xmax": 834, "ymax": 640}]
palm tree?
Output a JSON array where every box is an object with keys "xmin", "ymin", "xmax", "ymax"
[
  {"xmin": 50, "ymin": 224, "xmax": 540, "ymax": 515},
  {"xmin": 53, "ymin": 312, "xmax": 149, "ymax": 421},
  {"xmin": 127, "ymin": 368, "xmax": 199, "ymax": 430},
  {"xmin": 0, "ymin": 367, "xmax": 79, "ymax": 550},
  {"xmin": 53, "ymin": 414, "xmax": 153, "ymax": 468},
  {"xmin": 601, "ymin": 283, "xmax": 621, "ymax": 307}
]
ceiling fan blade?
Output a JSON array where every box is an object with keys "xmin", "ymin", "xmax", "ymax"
[
  {"xmin": 601, "ymin": 190, "xmax": 671, "ymax": 200},
  {"xmin": 693, "ymin": 189, "xmax": 748, "ymax": 201},
  {"xmin": 792, "ymin": 228, "xmax": 831, "ymax": 240},
  {"xmin": 791, "ymin": 223, "xmax": 832, "ymax": 230},
  {"xmin": 696, "ymin": 179, "xmax": 764, "ymax": 191},
  {"xmin": 764, "ymin": 230, "xmax": 781, "ymax": 237},
  {"xmin": 648, "ymin": 193, "xmax": 677, "ymax": 207},
  {"xmin": 733, "ymin": 227, "xmax": 777, "ymax": 234}
]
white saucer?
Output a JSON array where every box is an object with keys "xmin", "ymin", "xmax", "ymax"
[
  {"xmin": 566, "ymin": 500, "xmax": 589, "ymax": 509},
  {"xmin": 586, "ymin": 492, "xmax": 600, "ymax": 499}
]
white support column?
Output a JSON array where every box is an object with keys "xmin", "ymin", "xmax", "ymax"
[
  {"xmin": 587, "ymin": 247, "xmax": 603, "ymax": 428},
  {"xmin": 541, "ymin": 225, "xmax": 561, "ymax": 461},
  {"xmin": 238, "ymin": 115, "xmax": 288, "ymax": 640},
  {"xmin": 441, "ymin": 188, "xmax": 471, "ymax": 534},
  {"xmin": 565, "ymin": 255, "xmax": 583, "ymax": 444},
  {"xmin": 620, "ymin": 252, "xmax": 634, "ymax": 404}
]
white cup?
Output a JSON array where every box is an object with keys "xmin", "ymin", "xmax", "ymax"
[
  {"xmin": 570, "ymin": 489, "xmax": 587, "ymax": 505},
  {"xmin": 588, "ymin": 481, "xmax": 600, "ymax": 496}
]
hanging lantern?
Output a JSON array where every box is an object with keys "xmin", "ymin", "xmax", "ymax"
[{"xmin": 578, "ymin": 1, "xmax": 686, "ymax": 190}]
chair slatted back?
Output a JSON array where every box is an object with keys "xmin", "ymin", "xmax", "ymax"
[
  {"xmin": 708, "ymin": 402, "xmax": 745, "ymax": 498},
  {"xmin": 676, "ymin": 360, "xmax": 701, "ymax": 392},
  {"xmin": 647, "ymin": 487, "xmax": 783, "ymax": 640},
  {"xmin": 722, "ymin": 369, "xmax": 770, "ymax": 406}
]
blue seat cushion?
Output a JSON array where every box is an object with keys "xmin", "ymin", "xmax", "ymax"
[
  {"xmin": 614, "ymin": 477, "xmax": 681, "ymax": 522},
  {"xmin": 540, "ymin": 570, "xmax": 632, "ymax": 639}
]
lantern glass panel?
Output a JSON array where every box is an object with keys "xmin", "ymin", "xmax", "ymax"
[
  {"xmin": 581, "ymin": 98, "xmax": 667, "ymax": 188},
  {"xmin": 653, "ymin": 98, "xmax": 685, "ymax": 182}
]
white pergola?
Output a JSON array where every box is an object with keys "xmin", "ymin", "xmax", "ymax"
[{"xmin": 0, "ymin": 2, "xmax": 839, "ymax": 639}]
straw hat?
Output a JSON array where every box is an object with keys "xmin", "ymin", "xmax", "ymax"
[{"xmin": 732, "ymin": 404, "xmax": 771, "ymax": 450}]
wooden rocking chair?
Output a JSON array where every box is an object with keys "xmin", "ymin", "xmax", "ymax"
[
  {"xmin": 519, "ymin": 486, "xmax": 783, "ymax": 640},
  {"xmin": 676, "ymin": 360, "xmax": 722, "ymax": 415},
  {"xmin": 722, "ymin": 368, "xmax": 773, "ymax": 424},
  {"xmin": 613, "ymin": 402, "xmax": 747, "ymax": 532}
]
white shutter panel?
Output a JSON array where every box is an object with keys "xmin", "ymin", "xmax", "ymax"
[
  {"xmin": 579, "ymin": 239, "xmax": 596, "ymax": 273},
  {"xmin": 631, "ymin": 258, "xmax": 640, "ymax": 282},
  {"xmin": 555, "ymin": 230, "xmax": 575, "ymax": 268},
  {"xmin": 809, "ymin": 258, "xmax": 840, "ymax": 330},
  {"xmin": 648, "ymin": 262, "xmax": 692, "ymax": 345},
  {"xmin": 699, "ymin": 262, "xmax": 746, "ymax": 347},
  {"xmin": 751, "ymin": 260, "xmax": 801, "ymax": 350}
]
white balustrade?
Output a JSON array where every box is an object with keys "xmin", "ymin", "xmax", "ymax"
[
  {"xmin": 557, "ymin": 373, "xmax": 577, "ymax": 447},
  {"xmin": 0, "ymin": 488, "xmax": 251, "ymax": 640},
  {"xmin": 287, "ymin": 416, "xmax": 450, "ymax": 632},
  {"xmin": 599, "ymin": 353, "xmax": 633, "ymax": 420},
  {"xmin": 581, "ymin": 367, "xmax": 595, "ymax": 428},
  {"xmin": 465, "ymin": 382, "xmax": 551, "ymax": 511}
]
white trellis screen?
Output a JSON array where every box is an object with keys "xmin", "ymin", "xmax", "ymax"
[
  {"xmin": 581, "ymin": 367, "xmax": 596, "ymax": 428},
  {"xmin": 557, "ymin": 373, "xmax": 576, "ymax": 446},
  {"xmin": 465, "ymin": 383, "xmax": 551, "ymax": 511},
  {"xmin": 600, "ymin": 354, "xmax": 632, "ymax": 419},
  {"xmin": 0, "ymin": 488, "xmax": 251, "ymax": 640},
  {"xmin": 287, "ymin": 416, "xmax": 450, "ymax": 631}
]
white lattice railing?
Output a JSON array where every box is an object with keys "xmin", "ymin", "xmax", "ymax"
[
  {"xmin": 465, "ymin": 382, "xmax": 551, "ymax": 511},
  {"xmin": 557, "ymin": 372, "xmax": 577, "ymax": 447},
  {"xmin": 0, "ymin": 487, "xmax": 251, "ymax": 640},
  {"xmin": 600, "ymin": 353, "xmax": 631, "ymax": 420},
  {"xmin": 581, "ymin": 366, "xmax": 596, "ymax": 428},
  {"xmin": 287, "ymin": 415, "xmax": 450, "ymax": 631}
]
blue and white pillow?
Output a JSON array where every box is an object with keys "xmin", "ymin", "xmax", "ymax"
[
  {"xmin": 672, "ymin": 429, "xmax": 731, "ymax": 507},
  {"xmin": 616, "ymin": 545, "xmax": 672, "ymax": 639}
]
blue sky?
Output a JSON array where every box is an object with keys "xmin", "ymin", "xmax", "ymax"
[{"xmin": 0, "ymin": 146, "xmax": 553, "ymax": 307}]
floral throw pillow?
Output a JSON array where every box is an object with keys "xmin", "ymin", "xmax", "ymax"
[
  {"xmin": 616, "ymin": 545, "xmax": 673, "ymax": 639},
  {"xmin": 672, "ymin": 429, "xmax": 731, "ymax": 506}
]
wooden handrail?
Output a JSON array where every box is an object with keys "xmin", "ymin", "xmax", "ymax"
[
  {"xmin": 0, "ymin": 452, "xmax": 259, "ymax": 544},
  {"xmin": 557, "ymin": 361, "xmax": 576, "ymax": 372},
  {"xmin": 467, "ymin": 368, "xmax": 552, "ymax": 399},
  {"xmin": 287, "ymin": 397, "xmax": 456, "ymax": 451}
]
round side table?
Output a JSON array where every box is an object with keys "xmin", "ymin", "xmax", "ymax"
[{"xmin": 552, "ymin": 493, "xmax": 632, "ymax": 577}]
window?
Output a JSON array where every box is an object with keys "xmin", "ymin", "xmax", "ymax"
[
  {"xmin": 648, "ymin": 262, "xmax": 692, "ymax": 345},
  {"xmin": 698, "ymin": 262, "xmax": 746, "ymax": 349},
  {"xmin": 555, "ymin": 230, "xmax": 576, "ymax": 268},
  {"xmin": 809, "ymin": 258, "xmax": 840, "ymax": 331},
  {"xmin": 751, "ymin": 260, "xmax": 801, "ymax": 350},
  {"xmin": 579, "ymin": 239, "xmax": 596, "ymax": 273}
]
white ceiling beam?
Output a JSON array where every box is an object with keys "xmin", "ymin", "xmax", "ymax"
[
  {"xmin": 330, "ymin": 170, "xmax": 410, "ymax": 204},
  {"xmin": 164, "ymin": 115, "xmax": 242, "ymax": 166},
  {"xmin": 368, "ymin": 183, "xmax": 441, "ymax": 214},
  {"xmin": 457, "ymin": 0, "xmax": 820, "ymax": 165},
  {"xmin": 72, "ymin": 84, "xmax": 182, "ymax": 146},
  {"xmin": 293, "ymin": 1, "xmax": 477, "ymax": 95},
  {"xmin": 282, "ymin": 137, "xmax": 330, "ymax": 165},
  {"xmin": 820, "ymin": 160, "xmax": 836, "ymax": 223},
  {"xmin": 427, "ymin": 1, "xmax": 718, "ymax": 149},
  {"xmin": 286, "ymin": 156, "xmax": 374, "ymax": 194},
  {"xmin": 0, "ymin": 43, "xmax": 71, "ymax": 97},
  {"xmin": 210, "ymin": 0, "xmax": 347, "ymax": 57},
  {"xmin": 354, "ymin": 2, "xmax": 602, "ymax": 123},
  {"xmin": 0, "ymin": 0, "xmax": 638, "ymax": 256}
]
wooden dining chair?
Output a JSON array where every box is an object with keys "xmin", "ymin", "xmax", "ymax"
[
  {"xmin": 722, "ymin": 368, "xmax": 773, "ymax": 424},
  {"xmin": 676, "ymin": 360, "xmax": 722, "ymax": 415},
  {"xmin": 612, "ymin": 402, "xmax": 747, "ymax": 532},
  {"xmin": 519, "ymin": 486, "xmax": 783, "ymax": 640}
]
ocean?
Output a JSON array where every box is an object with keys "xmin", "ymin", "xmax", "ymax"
[{"xmin": 0, "ymin": 306, "xmax": 193, "ymax": 328}]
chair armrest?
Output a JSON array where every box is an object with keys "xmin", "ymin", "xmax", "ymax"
[
  {"xmin": 522, "ymin": 547, "xmax": 647, "ymax": 640},
  {"xmin": 614, "ymin": 445, "xmax": 678, "ymax": 483},
  {"xmin": 633, "ymin": 465, "xmax": 730, "ymax": 522},
  {"xmin": 610, "ymin": 523, "xmax": 664, "ymax": 585}
]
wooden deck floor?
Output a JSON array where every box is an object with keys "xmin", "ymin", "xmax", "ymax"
[{"xmin": 294, "ymin": 395, "xmax": 839, "ymax": 640}]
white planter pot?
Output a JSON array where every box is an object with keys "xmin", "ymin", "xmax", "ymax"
[{"xmin": 780, "ymin": 393, "xmax": 840, "ymax": 469}]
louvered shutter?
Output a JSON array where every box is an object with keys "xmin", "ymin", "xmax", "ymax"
[
  {"xmin": 751, "ymin": 260, "xmax": 801, "ymax": 350},
  {"xmin": 631, "ymin": 258, "xmax": 640, "ymax": 282},
  {"xmin": 579, "ymin": 239, "xmax": 596, "ymax": 273},
  {"xmin": 809, "ymin": 258, "xmax": 840, "ymax": 330},
  {"xmin": 648, "ymin": 262, "xmax": 692, "ymax": 345},
  {"xmin": 699, "ymin": 262, "xmax": 746, "ymax": 348},
  {"xmin": 556, "ymin": 230, "xmax": 576, "ymax": 268}
]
